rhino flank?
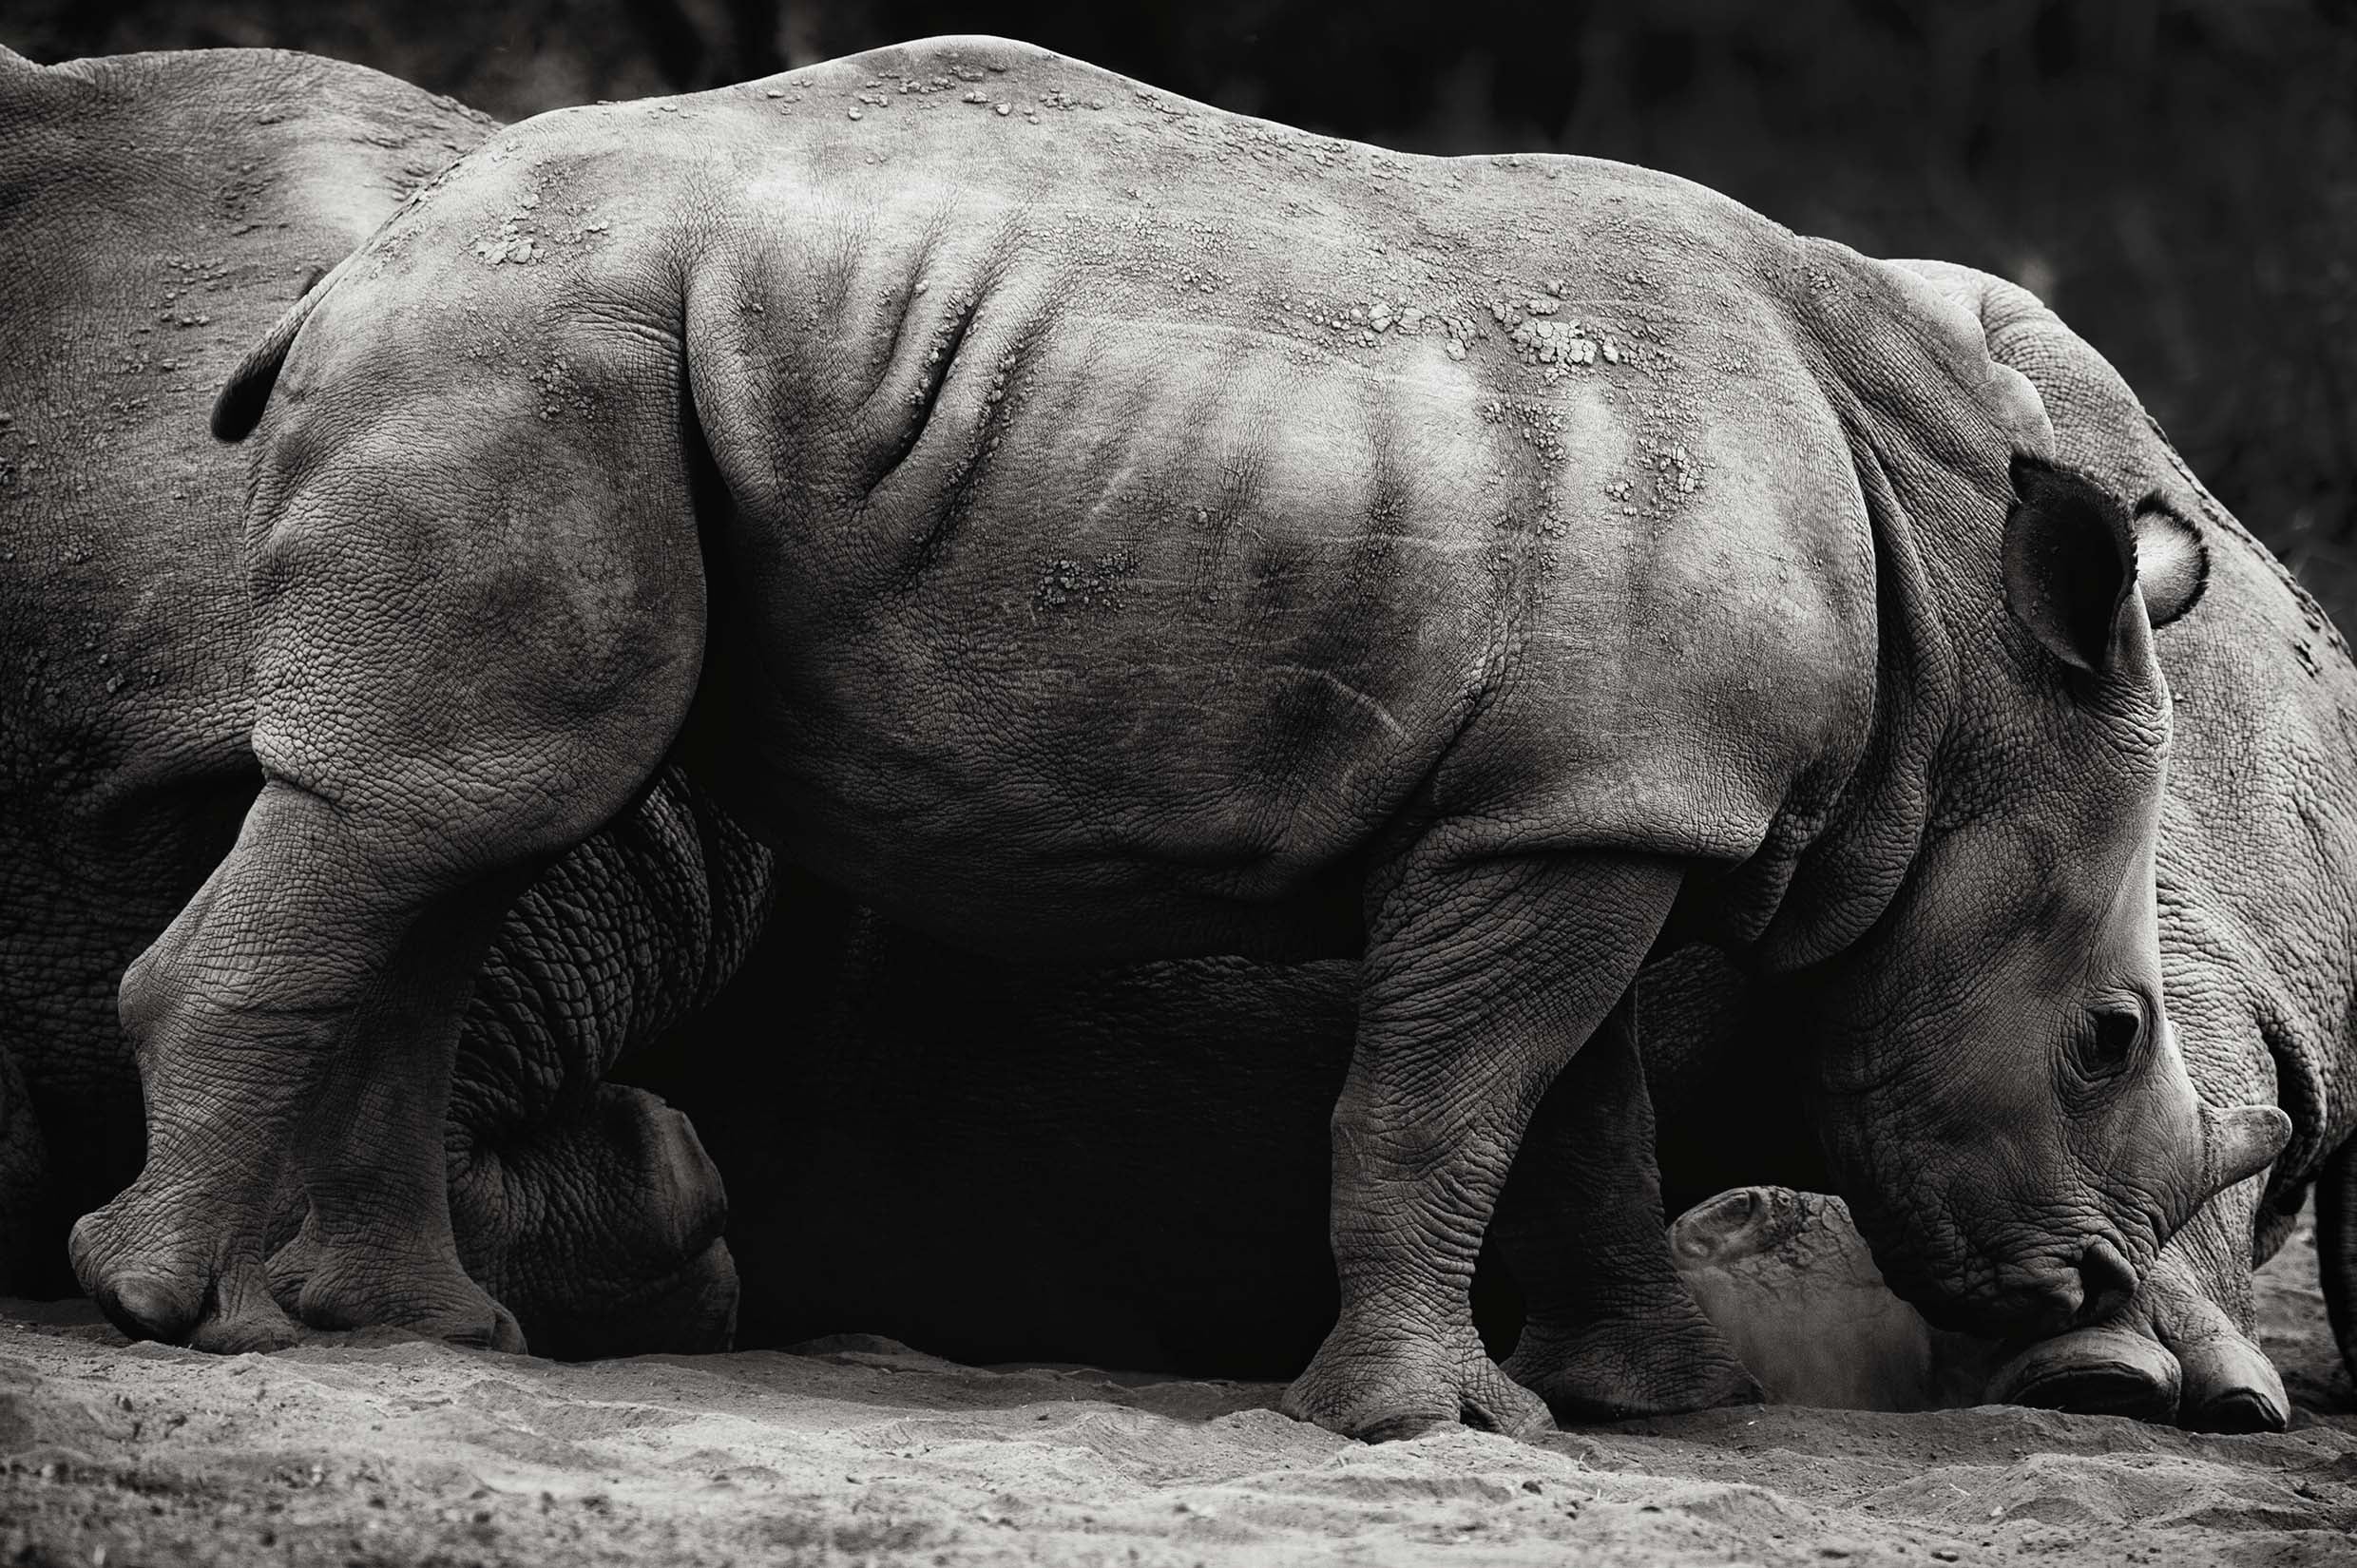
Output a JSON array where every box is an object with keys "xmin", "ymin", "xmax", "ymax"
[
  {"xmin": 646, "ymin": 263, "xmax": 2357, "ymax": 1432},
  {"xmin": 86, "ymin": 34, "xmax": 2280, "ymax": 1441},
  {"xmin": 0, "ymin": 45, "xmax": 771, "ymax": 1355}
]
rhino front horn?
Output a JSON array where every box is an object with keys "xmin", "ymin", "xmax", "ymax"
[{"xmin": 2201, "ymin": 1102, "xmax": 2293, "ymax": 1197}]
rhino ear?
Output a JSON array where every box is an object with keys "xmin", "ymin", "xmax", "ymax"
[
  {"xmin": 2002, "ymin": 454, "xmax": 2137, "ymax": 675},
  {"xmin": 2132, "ymin": 495, "xmax": 2207, "ymax": 629}
]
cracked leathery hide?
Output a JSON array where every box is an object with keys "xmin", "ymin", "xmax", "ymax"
[
  {"xmin": 642, "ymin": 260, "xmax": 2353, "ymax": 1434},
  {"xmin": 0, "ymin": 46, "xmax": 768, "ymax": 1351}
]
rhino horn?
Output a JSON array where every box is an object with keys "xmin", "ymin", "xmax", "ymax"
[{"xmin": 2200, "ymin": 1102, "xmax": 2293, "ymax": 1198}]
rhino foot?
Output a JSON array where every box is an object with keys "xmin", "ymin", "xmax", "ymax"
[
  {"xmin": 265, "ymin": 1219, "xmax": 526, "ymax": 1353},
  {"xmin": 1985, "ymin": 1308, "xmax": 2286, "ymax": 1433},
  {"xmin": 1988, "ymin": 1323, "xmax": 2182, "ymax": 1423},
  {"xmin": 1279, "ymin": 1322, "xmax": 1555, "ymax": 1443},
  {"xmin": 1504, "ymin": 1317, "xmax": 1763, "ymax": 1422},
  {"xmin": 495, "ymin": 1234, "xmax": 740, "ymax": 1361},
  {"xmin": 71, "ymin": 1178, "xmax": 302, "ymax": 1352},
  {"xmin": 543, "ymin": 1235, "xmax": 740, "ymax": 1359},
  {"xmin": 79, "ymin": 1176, "xmax": 517, "ymax": 1354},
  {"xmin": 2174, "ymin": 1330, "xmax": 2290, "ymax": 1433},
  {"xmin": 1984, "ymin": 1246, "xmax": 2287, "ymax": 1434}
]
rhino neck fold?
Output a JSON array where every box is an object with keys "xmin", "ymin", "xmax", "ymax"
[{"xmin": 1703, "ymin": 420, "xmax": 1961, "ymax": 979}]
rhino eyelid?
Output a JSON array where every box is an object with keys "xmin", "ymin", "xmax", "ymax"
[{"xmin": 2078, "ymin": 999, "xmax": 2147, "ymax": 1079}]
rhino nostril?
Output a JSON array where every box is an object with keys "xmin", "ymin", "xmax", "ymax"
[{"xmin": 2076, "ymin": 1238, "xmax": 2138, "ymax": 1322}]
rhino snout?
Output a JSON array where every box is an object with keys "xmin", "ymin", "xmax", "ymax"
[
  {"xmin": 2073, "ymin": 1236, "xmax": 2138, "ymax": 1327},
  {"xmin": 1998, "ymin": 1235, "xmax": 2154, "ymax": 1341}
]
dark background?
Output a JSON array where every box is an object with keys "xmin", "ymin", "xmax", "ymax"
[{"xmin": 15, "ymin": 0, "xmax": 2354, "ymax": 619}]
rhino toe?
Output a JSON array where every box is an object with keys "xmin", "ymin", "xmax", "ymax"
[
  {"xmin": 90, "ymin": 1268, "xmax": 201, "ymax": 1346},
  {"xmin": 2175, "ymin": 1332, "xmax": 2290, "ymax": 1433},
  {"xmin": 1987, "ymin": 1323, "xmax": 2181, "ymax": 1422}
]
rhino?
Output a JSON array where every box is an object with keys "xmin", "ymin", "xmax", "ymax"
[
  {"xmin": 72, "ymin": 33, "xmax": 2284, "ymax": 1442},
  {"xmin": 1667, "ymin": 1186, "xmax": 2002, "ymax": 1412},
  {"xmin": 0, "ymin": 44, "xmax": 774, "ymax": 1356},
  {"xmin": 639, "ymin": 263, "xmax": 2357, "ymax": 1432}
]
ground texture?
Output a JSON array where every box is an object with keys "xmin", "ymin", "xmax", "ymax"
[{"xmin": 3, "ymin": 1221, "xmax": 2354, "ymax": 1567}]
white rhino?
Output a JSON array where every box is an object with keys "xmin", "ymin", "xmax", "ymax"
[{"xmin": 70, "ymin": 36, "xmax": 2281, "ymax": 1442}]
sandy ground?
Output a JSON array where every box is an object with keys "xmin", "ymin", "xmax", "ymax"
[{"xmin": 3, "ymin": 1222, "xmax": 2354, "ymax": 1567}]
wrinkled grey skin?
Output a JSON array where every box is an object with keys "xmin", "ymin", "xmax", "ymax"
[
  {"xmin": 656, "ymin": 261, "xmax": 2354, "ymax": 1432},
  {"xmin": 94, "ymin": 33, "xmax": 2277, "ymax": 1442},
  {"xmin": 1902, "ymin": 260, "xmax": 2357, "ymax": 1431},
  {"xmin": 0, "ymin": 46, "xmax": 769, "ymax": 1355},
  {"xmin": 1669, "ymin": 1186, "xmax": 1999, "ymax": 1410}
]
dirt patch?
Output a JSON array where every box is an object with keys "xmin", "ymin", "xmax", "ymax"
[{"xmin": 3, "ymin": 1223, "xmax": 2354, "ymax": 1567}]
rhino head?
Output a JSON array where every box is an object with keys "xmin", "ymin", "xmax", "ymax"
[{"xmin": 1791, "ymin": 431, "xmax": 2289, "ymax": 1341}]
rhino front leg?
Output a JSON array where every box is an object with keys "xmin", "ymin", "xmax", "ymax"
[
  {"xmin": 1490, "ymin": 996, "xmax": 1764, "ymax": 1420},
  {"xmin": 1279, "ymin": 847, "xmax": 1682, "ymax": 1443},
  {"xmin": 2163, "ymin": 1282, "xmax": 2288, "ymax": 1432}
]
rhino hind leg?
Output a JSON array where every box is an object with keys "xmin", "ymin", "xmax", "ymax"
[
  {"xmin": 1491, "ymin": 999, "xmax": 1763, "ymax": 1420},
  {"xmin": 69, "ymin": 325, "xmax": 709, "ymax": 1352},
  {"xmin": 70, "ymin": 825, "xmax": 535, "ymax": 1352},
  {"xmin": 260, "ymin": 1083, "xmax": 737, "ymax": 1361}
]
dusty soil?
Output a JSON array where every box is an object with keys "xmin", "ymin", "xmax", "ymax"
[{"xmin": 4, "ymin": 1221, "xmax": 2355, "ymax": 1567}]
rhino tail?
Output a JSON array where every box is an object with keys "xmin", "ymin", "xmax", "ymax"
[{"xmin": 210, "ymin": 256, "xmax": 351, "ymax": 442}]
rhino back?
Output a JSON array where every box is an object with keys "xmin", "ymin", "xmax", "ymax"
[{"xmin": 313, "ymin": 36, "xmax": 2047, "ymax": 961}]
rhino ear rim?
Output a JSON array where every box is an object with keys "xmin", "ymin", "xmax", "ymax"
[
  {"xmin": 2002, "ymin": 453, "xmax": 2137, "ymax": 675},
  {"xmin": 2133, "ymin": 495, "xmax": 2207, "ymax": 630}
]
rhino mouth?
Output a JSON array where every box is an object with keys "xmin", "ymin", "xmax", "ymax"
[{"xmin": 1840, "ymin": 1185, "xmax": 2142, "ymax": 1342}]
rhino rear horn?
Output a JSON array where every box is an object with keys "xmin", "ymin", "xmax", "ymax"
[
  {"xmin": 2200, "ymin": 1101, "xmax": 2293, "ymax": 1200},
  {"xmin": 2132, "ymin": 496, "xmax": 2208, "ymax": 629},
  {"xmin": 2002, "ymin": 454, "xmax": 2139, "ymax": 674}
]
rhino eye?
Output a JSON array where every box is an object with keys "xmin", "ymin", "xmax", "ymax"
[{"xmin": 2079, "ymin": 1004, "xmax": 2146, "ymax": 1079}]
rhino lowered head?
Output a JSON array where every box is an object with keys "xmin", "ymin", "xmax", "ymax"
[{"xmin": 1791, "ymin": 440, "xmax": 2289, "ymax": 1340}]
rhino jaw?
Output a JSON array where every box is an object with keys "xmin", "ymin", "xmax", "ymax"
[{"xmin": 2200, "ymin": 1102, "xmax": 2292, "ymax": 1199}]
